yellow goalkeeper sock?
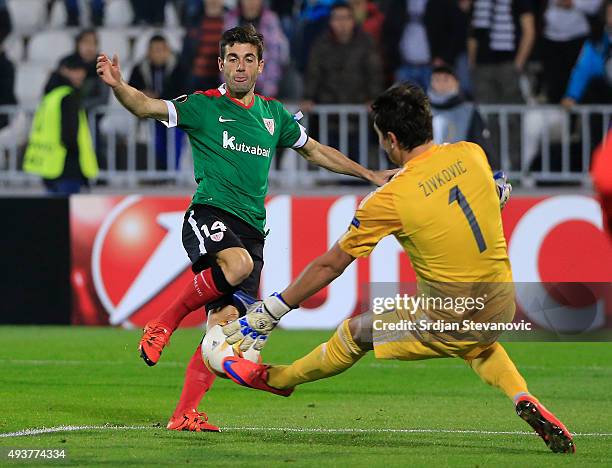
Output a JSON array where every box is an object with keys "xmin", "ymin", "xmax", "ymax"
[
  {"xmin": 466, "ymin": 342, "xmax": 529, "ymax": 400},
  {"xmin": 268, "ymin": 319, "xmax": 366, "ymax": 389}
]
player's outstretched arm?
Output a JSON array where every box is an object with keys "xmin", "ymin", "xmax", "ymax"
[
  {"xmin": 96, "ymin": 53, "xmax": 168, "ymax": 121},
  {"xmin": 297, "ymin": 137, "xmax": 398, "ymax": 187},
  {"xmin": 223, "ymin": 243, "xmax": 355, "ymax": 350}
]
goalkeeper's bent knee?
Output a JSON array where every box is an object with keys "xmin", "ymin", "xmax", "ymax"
[{"xmin": 267, "ymin": 319, "xmax": 367, "ymax": 389}]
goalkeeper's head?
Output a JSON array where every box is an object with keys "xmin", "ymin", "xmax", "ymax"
[{"xmin": 371, "ymin": 82, "xmax": 433, "ymax": 165}]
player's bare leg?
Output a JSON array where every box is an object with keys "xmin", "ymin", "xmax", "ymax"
[
  {"xmin": 466, "ymin": 343, "xmax": 575, "ymax": 453},
  {"xmin": 139, "ymin": 247, "xmax": 252, "ymax": 365},
  {"xmin": 167, "ymin": 304, "xmax": 239, "ymax": 432},
  {"xmin": 223, "ymin": 313, "xmax": 373, "ymax": 394}
]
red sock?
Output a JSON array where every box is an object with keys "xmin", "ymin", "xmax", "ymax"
[
  {"xmin": 172, "ymin": 345, "xmax": 216, "ymax": 417},
  {"xmin": 157, "ymin": 268, "xmax": 226, "ymax": 331}
]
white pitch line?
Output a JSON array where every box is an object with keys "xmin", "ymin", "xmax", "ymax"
[
  {"xmin": 1, "ymin": 425, "xmax": 611, "ymax": 438},
  {"xmin": 0, "ymin": 359, "xmax": 186, "ymax": 368},
  {"xmin": 1, "ymin": 359, "xmax": 611, "ymax": 373},
  {"xmin": 0, "ymin": 425, "xmax": 150, "ymax": 438}
]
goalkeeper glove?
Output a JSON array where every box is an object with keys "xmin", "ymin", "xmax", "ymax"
[
  {"xmin": 494, "ymin": 171, "xmax": 512, "ymax": 209},
  {"xmin": 222, "ymin": 292, "xmax": 292, "ymax": 352}
]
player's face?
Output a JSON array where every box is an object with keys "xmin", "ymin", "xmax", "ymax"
[
  {"xmin": 430, "ymin": 72, "xmax": 459, "ymax": 95},
  {"xmin": 329, "ymin": 7, "xmax": 355, "ymax": 42},
  {"xmin": 219, "ymin": 43, "xmax": 263, "ymax": 96},
  {"xmin": 148, "ymin": 41, "xmax": 170, "ymax": 67},
  {"xmin": 240, "ymin": 0, "xmax": 263, "ymax": 19},
  {"xmin": 205, "ymin": 0, "xmax": 224, "ymax": 11},
  {"xmin": 78, "ymin": 32, "xmax": 98, "ymax": 63},
  {"xmin": 63, "ymin": 67, "xmax": 87, "ymax": 89}
]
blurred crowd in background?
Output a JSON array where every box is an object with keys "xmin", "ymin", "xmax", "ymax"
[
  {"xmin": 1, "ymin": 0, "xmax": 610, "ymax": 110},
  {"xmin": 0, "ymin": 0, "xmax": 610, "ymax": 192}
]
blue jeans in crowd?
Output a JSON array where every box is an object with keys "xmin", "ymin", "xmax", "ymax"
[
  {"xmin": 154, "ymin": 122, "xmax": 184, "ymax": 171},
  {"xmin": 44, "ymin": 179, "xmax": 84, "ymax": 195},
  {"xmin": 395, "ymin": 64, "xmax": 432, "ymax": 91},
  {"xmin": 65, "ymin": 0, "xmax": 104, "ymax": 25}
]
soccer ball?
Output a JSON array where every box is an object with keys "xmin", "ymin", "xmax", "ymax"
[{"xmin": 201, "ymin": 324, "xmax": 261, "ymax": 378}]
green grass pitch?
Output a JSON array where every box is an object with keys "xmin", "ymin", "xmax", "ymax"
[{"xmin": 0, "ymin": 326, "xmax": 610, "ymax": 466}]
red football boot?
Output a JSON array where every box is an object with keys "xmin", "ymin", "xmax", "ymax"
[
  {"xmin": 222, "ymin": 356, "xmax": 294, "ymax": 397},
  {"xmin": 515, "ymin": 395, "xmax": 575, "ymax": 453},
  {"xmin": 138, "ymin": 321, "xmax": 172, "ymax": 366},
  {"xmin": 167, "ymin": 409, "xmax": 220, "ymax": 432}
]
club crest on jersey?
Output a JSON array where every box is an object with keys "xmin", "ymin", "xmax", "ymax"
[{"xmin": 263, "ymin": 118, "xmax": 275, "ymax": 135}]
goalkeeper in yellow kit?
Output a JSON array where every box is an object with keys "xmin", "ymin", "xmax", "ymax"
[{"xmin": 222, "ymin": 82, "xmax": 575, "ymax": 454}]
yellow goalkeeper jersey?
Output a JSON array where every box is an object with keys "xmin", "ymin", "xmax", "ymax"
[{"xmin": 339, "ymin": 142, "xmax": 512, "ymax": 283}]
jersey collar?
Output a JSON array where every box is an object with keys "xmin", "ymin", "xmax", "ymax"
[
  {"xmin": 405, "ymin": 144, "xmax": 438, "ymax": 167},
  {"xmin": 219, "ymin": 83, "xmax": 256, "ymax": 109}
]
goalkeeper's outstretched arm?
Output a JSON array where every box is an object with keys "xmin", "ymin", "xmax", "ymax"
[
  {"xmin": 222, "ymin": 243, "xmax": 355, "ymax": 350},
  {"xmin": 96, "ymin": 53, "xmax": 168, "ymax": 121}
]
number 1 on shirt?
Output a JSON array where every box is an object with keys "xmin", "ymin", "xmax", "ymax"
[{"xmin": 448, "ymin": 185, "xmax": 487, "ymax": 253}]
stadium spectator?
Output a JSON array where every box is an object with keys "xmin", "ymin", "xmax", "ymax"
[
  {"xmin": 131, "ymin": 0, "xmax": 166, "ymax": 26},
  {"xmin": 129, "ymin": 35, "xmax": 184, "ymax": 170},
  {"xmin": 468, "ymin": 0, "xmax": 535, "ymax": 103},
  {"xmin": 429, "ymin": 65, "xmax": 492, "ymax": 158},
  {"xmin": 130, "ymin": 36, "xmax": 183, "ymax": 100},
  {"xmin": 348, "ymin": 0, "xmax": 384, "ymax": 45},
  {"xmin": 302, "ymin": 2, "xmax": 383, "ymax": 108},
  {"xmin": 59, "ymin": 29, "xmax": 109, "ymax": 111},
  {"xmin": 181, "ymin": 0, "xmax": 226, "ymax": 93},
  {"xmin": 541, "ymin": 0, "xmax": 602, "ymax": 103},
  {"xmin": 382, "ymin": 0, "xmax": 433, "ymax": 90},
  {"xmin": 224, "ymin": 0, "xmax": 289, "ymax": 97},
  {"xmin": 469, "ymin": 0, "xmax": 535, "ymax": 168},
  {"xmin": 64, "ymin": 0, "xmax": 105, "ymax": 27},
  {"xmin": 424, "ymin": 0, "xmax": 472, "ymax": 95},
  {"xmin": 23, "ymin": 56, "xmax": 99, "ymax": 195},
  {"xmin": 561, "ymin": 0, "xmax": 612, "ymax": 107},
  {"xmin": 302, "ymin": 2, "xmax": 383, "ymax": 162},
  {"xmin": 0, "ymin": 0, "xmax": 11, "ymax": 44}
]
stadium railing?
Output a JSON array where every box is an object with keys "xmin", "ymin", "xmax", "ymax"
[{"xmin": 0, "ymin": 104, "xmax": 610, "ymax": 188}]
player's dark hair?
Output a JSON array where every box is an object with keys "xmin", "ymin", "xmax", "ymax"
[
  {"xmin": 149, "ymin": 34, "xmax": 168, "ymax": 46},
  {"xmin": 219, "ymin": 24, "xmax": 264, "ymax": 60},
  {"xmin": 431, "ymin": 64, "xmax": 457, "ymax": 78},
  {"xmin": 59, "ymin": 54, "xmax": 87, "ymax": 70},
  {"xmin": 371, "ymin": 82, "xmax": 433, "ymax": 152},
  {"xmin": 330, "ymin": 1, "xmax": 351, "ymax": 13},
  {"xmin": 75, "ymin": 28, "xmax": 97, "ymax": 47}
]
